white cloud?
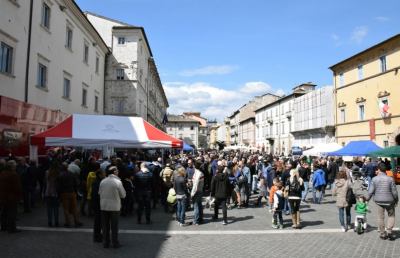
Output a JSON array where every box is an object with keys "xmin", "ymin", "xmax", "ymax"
[
  {"xmin": 275, "ymin": 89, "xmax": 285, "ymax": 96},
  {"xmin": 179, "ymin": 65, "xmax": 238, "ymax": 77},
  {"xmin": 331, "ymin": 33, "xmax": 339, "ymax": 41},
  {"xmin": 351, "ymin": 26, "xmax": 368, "ymax": 44},
  {"xmin": 240, "ymin": 82, "xmax": 271, "ymax": 94},
  {"xmin": 164, "ymin": 81, "xmax": 278, "ymax": 121},
  {"xmin": 375, "ymin": 16, "xmax": 389, "ymax": 22}
]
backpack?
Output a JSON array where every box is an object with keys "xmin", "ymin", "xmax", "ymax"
[
  {"xmin": 346, "ymin": 187, "xmax": 356, "ymax": 205},
  {"xmin": 290, "ymin": 176, "xmax": 301, "ymax": 194}
]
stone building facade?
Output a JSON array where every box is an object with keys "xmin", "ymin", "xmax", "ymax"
[{"xmin": 86, "ymin": 12, "xmax": 168, "ymax": 130}]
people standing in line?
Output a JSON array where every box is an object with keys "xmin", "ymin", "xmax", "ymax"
[
  {"xmin": 332, "ymin": 169, "xmax": 353, "ymax": 232},
  {"xmin": 173, "ymin": 167, "xmax": 188, "ymax": 226},
  {"xmin": 45, "ymin": 162, "xmax": 60, "ymax": 227},
  {"xmin": 211, "ymin": 165, "xmax": 230, "ymax": 225},
  {"xmin": 367, "ymin": 163, "xmax": 398, "ymax": 240},
  {"xmin": 57, "ymin": 162, "xmax": 82, "ymax": 228},
  {"xmin": 135, "ymin": 162, "xmax": 153, "ymax": 224},
  {"xmin": 0, "ymin": 160, "xmax": 22, "ymax": 233},
  {"xmin": 91, "ymin": 168, "xmax": 106, "ymax": 243},
  {"xmin": 99, "ymin": 166, "xmax": 126, "ymax": 248},
  {"xmin": 191, "ymin": 161, "xmax": 204, "ymax": 225},
  {"xmin": 287, "ymin": 169, "xmax": 304, "ymax": 229},
  {"xmin": 312, "ymin": 162, "xmax": 326, "ymax": 204}
]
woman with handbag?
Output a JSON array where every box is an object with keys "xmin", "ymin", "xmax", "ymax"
[{"xmin": 332, "ymin": 169, "xmax": 354, "ymax": 232}]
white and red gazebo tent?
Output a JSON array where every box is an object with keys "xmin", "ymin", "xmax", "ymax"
[{"xmin": 31, "ymin": 114, "xmax": 182, "ymax": 149}]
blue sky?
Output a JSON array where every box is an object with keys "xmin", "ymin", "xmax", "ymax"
[{"xmin": 77, "ymin": 0, "xmax": 400, "ymax": 121}]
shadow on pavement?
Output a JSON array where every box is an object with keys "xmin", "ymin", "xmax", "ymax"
[{"xmin": 301, "ymin": 220, "xmax": 324, "ymax": 228}]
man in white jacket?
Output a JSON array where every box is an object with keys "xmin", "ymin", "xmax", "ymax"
[{"xmin": 99, "ymin": 166, "xmax": 126, "ymax": 248}]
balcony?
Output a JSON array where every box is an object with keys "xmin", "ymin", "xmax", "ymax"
[
  {"xmin": 286, "ymin": 111, "xmax": 292, "ymax": 119},
  {"xmin": 267, "ymin": 117, "xmax": 273, "ymax": 124}
]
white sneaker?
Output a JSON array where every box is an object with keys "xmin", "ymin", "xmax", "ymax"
[
  {"xmin": 341, "ymin": 226, "xmax": 346, "ymax": 232},
  {"xmin": 222, "ymin": 221, "xmax": 228, "ymax": 225}
]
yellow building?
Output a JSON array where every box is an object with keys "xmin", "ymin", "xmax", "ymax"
[{"xmin": 330, "ymin": 34, "xmax": 400, "ymax": 147}]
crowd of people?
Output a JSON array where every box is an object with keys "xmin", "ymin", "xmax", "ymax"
[{"xmin": 0, "ymin": 148, "xmax": 398, "ymax": 248}]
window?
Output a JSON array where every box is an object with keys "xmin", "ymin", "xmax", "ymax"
[
  {"xmin": 118, "ymin": 37, "xmax": 125, "ymax": 45},
  {"xmin": 94, "ymin": 95, "xmax": 99, "ymax": 112},
  {"xmin": 37, "ymin": 63, "xmax": 47, "ymax": 88},
  {"xmin": 41, "ymin": 3, "xmax": 50, "ymax": 29},
  {"xmin": 190, "ymin": 126, "xmax": 194, "ymax": 130},
  {"xmin": 66, "ymin": 26, "xmax": 73, "ymax": 49},
  {"xmin": 380, "ymin": 56, "xmax": 387, "ymax": 72},
  {"xmin": 275, "ymin": 124, "xmax": 278, "ymax": 135},
  {"xmin": 358, "ymin": 104, "xmax": 365, "ymax": 120},
  {"xmin": 340, "ymin": 109, "xmax": 345, "ymax": 123},
  {"xmin": 63, "ymin": 78, "xmax": 70, "ymax": 99},
  {"xmin": 358, "ymin": 65, "xmax": 363, "ymax": 80},
  {"xmin": 339, "ymin": 73, "xmax": 344, "ymax": 86},
  {"xmin": 83, "ymin": 43, "xmax": 89, "ymax": 63},
  {"xmin": 116, "ymin": 68, "xmax": 124, "ymax": 80},
  {"xmin": 281, "ymin": 122, "xmax": 285, "ymax": 134},
  {"xmin": 383, "ymin": 140, "xmax": 389, "ymax": 148},
  {"xmin": 114, "ymin": 99, "xmax": 124, "ymax": 113},
  {"xmin": 82, "ymin": 88, "xmax": 87, "ymax": 107},
  {"xmin": 95, "ymin": 56, "xmax": 99, "ymax": 73},
  {"xmin": 0, "ymin": 42, "xmax": 13, "ymax": 74}
]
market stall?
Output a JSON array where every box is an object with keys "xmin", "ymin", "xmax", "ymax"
[{"xmin": 31, "ymin": 114, "xmax": 183, "ymax": 149}]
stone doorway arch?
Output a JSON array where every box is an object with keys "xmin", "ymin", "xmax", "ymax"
[{"xmin": 389, "ymin": 127, "xmax": 400, "ymax": 146}]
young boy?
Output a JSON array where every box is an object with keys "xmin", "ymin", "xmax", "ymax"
[
  {"xmin": 269, "ymin": 178, "xmax": 280, "ymax": 213},
  {"xmin": 354, "ymin": 196, "xmax": 368, "ymax": 231},
  {"xmin": 272, "ymin": 181, "xmax": 284, "ymax": 229}
]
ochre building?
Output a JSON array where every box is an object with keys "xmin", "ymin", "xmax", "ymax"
[{"xmin": 330, "ymin": 34, "xmax": 400, "ymax": 147}]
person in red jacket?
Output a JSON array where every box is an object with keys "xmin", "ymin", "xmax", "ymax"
[{"xmin": 0, "ymin": 160, "xmax": 23, "ymax": 233}]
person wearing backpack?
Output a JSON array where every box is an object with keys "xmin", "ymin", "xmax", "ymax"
[
  {"xmin": 332, "ymin": 169, "xmax": 353, "ymax": 232},
  {"xmin": 287, "ymin": 169, "xmax": 304, "ymax": 229}
]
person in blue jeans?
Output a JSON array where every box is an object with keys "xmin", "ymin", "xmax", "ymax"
[
  {"xmin": 174, "ymin": 167, "xmax": 187, "ymax": 226},
  {"xmin": 312, "ymin": 162, "xmax": 326, "ymax": 204},
  {"xmin": 191, "ymin": 161, "xmax": 204, "ymax": 225}
]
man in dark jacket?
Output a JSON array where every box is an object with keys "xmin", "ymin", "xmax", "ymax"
[
  {"xmin": 0, "ymin": 160, "xmax": 22, "ymax": 233},
  {"xmin": 211, "ymin": 165, "xmax": 230, "ymax": 225},
  {"xmin": 135, "ymin": 162, "xmax": 153, "ymax": 224},
  {"xmin": 367, "ymin": 163, "xmax": 398, "ymax": 240},
  {"xmin": 57, "ymin": 162, "xmax": 82, "ymax": 228}
]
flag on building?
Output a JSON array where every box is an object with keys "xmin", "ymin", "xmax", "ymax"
[
  {"xmin": 378, "ymin": 99, "xmax": 390, "ymax": 118},
  {"xmin": 162, "ymin": 113, "xmax": 168, "ymax": 125}
]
